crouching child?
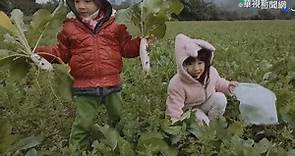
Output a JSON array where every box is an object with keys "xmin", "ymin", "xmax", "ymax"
[{"xmin": 166, "ymin": 34, "xmax": 238, "ymax": 125}]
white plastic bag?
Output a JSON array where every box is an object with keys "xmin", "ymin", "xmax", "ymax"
[{"xmin": 233, "ymin": 83, "xmax": 278, "ymax": 125}]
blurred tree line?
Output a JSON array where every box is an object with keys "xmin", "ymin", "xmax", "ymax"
[
  {"xmin": 0, "ymin": 0, "xmax": 294, "ymax": 20},
  {"xmin": 0, "ymin": 0, "xmax": 59, "ymax": 15},
  {"xmin": 176, "ymin": 0, "xmax": 295, "ymax": 20}
]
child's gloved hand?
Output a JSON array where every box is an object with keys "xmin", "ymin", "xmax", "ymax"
[
  {"xmin": 194, "ymin": 109, "xmax": 210, "ymax": 126},
  {"xmin": 142, "ymin": 34, "xmax": 157, "ymax": 49},
  {"xmin": 171, "ymin": 117, "xmax": 179, "ymax": 125},
  {"xmin": 228, "ymin": 81, "xmax": 239, "ymax": 93},
  {"xmin": 143, "ymin": 34, "xmax": 156, "ymax": 47}
]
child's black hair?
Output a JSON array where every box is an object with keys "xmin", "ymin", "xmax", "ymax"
[
  {"xmin": 183, "ymin": 48, "xmax": 212, "ymax": 85},
  {"xmin": 66, "ymin": 0, "xmax": 112, "ymax": 32}
]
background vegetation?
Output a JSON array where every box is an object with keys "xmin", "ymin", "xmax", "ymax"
[
  {"xmin": 1, "ymin": 19, "xmax": 295, "ymax": 155},
  {"xmin": 0, "ymin": 0, "xmax": 295, "ymax": 155},
  {"xmin": 0, "ymin": 0, "xmax": 294, "ymax": 20}
]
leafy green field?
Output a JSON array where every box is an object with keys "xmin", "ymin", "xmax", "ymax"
[{"xmin": 1, "ymin": 20, "xmax": 295, "ymax": 155}]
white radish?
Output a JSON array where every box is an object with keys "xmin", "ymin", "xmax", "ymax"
[
  {"xmin": 30, "ymin": 54, "xmax": 53, "ymax": 71},
  {"xmin": 139, "ymin": 38, "xmax": 150, "ymax": 73}
]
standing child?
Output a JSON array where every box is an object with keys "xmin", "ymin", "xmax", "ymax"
[
  {"xmin": 166, "ymin": 34, "xmax": 238, "ymax": 125},
  {"xmin": 36, "ymin": 0, "xmax": 143, "ymax": 150}
]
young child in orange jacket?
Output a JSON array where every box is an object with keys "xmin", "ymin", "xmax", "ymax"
[{"xmin": 37, "ymin": 0, "xmax": 143, "ymax": 151}]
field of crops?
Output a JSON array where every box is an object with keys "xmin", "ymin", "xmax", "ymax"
[{"xmin": 1, "ymin": 20, "xmax": 295, "ymax": 155}]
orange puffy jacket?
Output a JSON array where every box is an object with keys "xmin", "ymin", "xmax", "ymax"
[{"xmin": 37, "ymin": 16, "xmax": 140, "ymax": 88}]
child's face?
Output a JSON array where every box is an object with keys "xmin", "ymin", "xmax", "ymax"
[
  {"xmin": 74, "ymin": 0, "xmax": 99, "ymax": 17},
  {"xmin": 186, "ymin": 59, "xmax": 205, "ymax": 79}
]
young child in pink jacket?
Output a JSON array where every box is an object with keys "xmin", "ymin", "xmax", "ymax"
[{"xmin": 166, "ymin": 34, "xmax": 238, "ymax": 125}]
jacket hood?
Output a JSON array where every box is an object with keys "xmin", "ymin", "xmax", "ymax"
[
  {"xmin": 175, "ymin": 34, "xmax": 216, "ymax": 84},
  {"xmin": 66, "ymin": 0, "xmax": 112, "ymax": 32}
]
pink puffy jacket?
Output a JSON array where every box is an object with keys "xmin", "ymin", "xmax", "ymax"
[{"xmin": 166, "ymin": 34, "xmax": 230, "ymax": 122}]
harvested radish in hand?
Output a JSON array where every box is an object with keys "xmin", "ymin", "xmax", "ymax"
[
  {"xmin": 115, "ymin": 0, "xmax": 184, "ymax": 75},
  {"xmin": 31, "ymin": 54, "xmax": 53, "ymax": 71},
  {"xmin": 140, "ymin": 38, "xmax": 150, "ymax": 73}
]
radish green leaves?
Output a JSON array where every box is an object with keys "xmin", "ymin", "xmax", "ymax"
[
  {"xmin": 115, "ymin": 0, "xmax": 184, "ymax": 39},
  {"xmin": 115, "ymin": 0, "xmax": 183, "ymax": 73},
  {"xmin": 0, "ymin": 1, "xmax": 72, "ymax": 100}
]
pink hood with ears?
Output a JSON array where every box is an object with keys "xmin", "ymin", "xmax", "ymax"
[
  {"xmin": 166, "ymin": 34, "xmax": 230, "ymax": 123},
  {"xmin": 175, "ymin": 33, "xmax": 216, "ymax": 84}
]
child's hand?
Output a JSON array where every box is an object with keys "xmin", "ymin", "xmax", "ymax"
[
  {"xmin": 143, "ymin": 34, "xmax": 156, "ymax": 47},
  {"xmin": 195, "ymin": 109, "xmax": 210, "ymax": 126},
  {"xmin": 171, "ymin": 117, "xmax": 179, "ymax": 125},
  {"xmin": 228, "ymin": 81, "xmax": 239, "ymax": 93}
]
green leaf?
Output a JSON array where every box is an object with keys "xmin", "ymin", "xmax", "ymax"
[
  {"xmin": 91, "ymin": 140, "xmax": 113, "ymax": 156},
  {"xmin": 53, "ymin": 64, "xmax": 73, "ymax": 101},
  {"xmin": 0, "ymin": 11, "xmax": 15, "ymax": 32},
  {"xmin": 9, "ymin": 57, "xmax": 30, "ymax": 81},
  {"xmin": 0, "ymin": 120, "xmax": 12, "ymax": 142},
  {"xmin": 160, "ymin": 119, "xmax": 182, "ymax": 135},
  {"xmin": 187, "ymin": 123, "xmax": 205, "ymax": 139},
  {"xmin": 24, "ymin": 148, "xmax": 38, "ymax": 156},
  {"xmin": 10, "ymin": 136, "xmax": 42, "ymax": 152},
  {"xmin": 94, "ymin": 124, "xmax": 119, "ymax": 151},
  {"xmin": 27, "ymin": 9, "xmax": 51, "ymax": 47},
  {"xmin": 288, "ymin": 71, "xmax": 295, "ymax": 87},
  {"xmin": 115, "ymin": 0, "xmax": 183, "ymax": 39},
  {"xmin": 162, "ymin": 125, "xmax": 182, "ymax": 136},
  {"xmin": 10, "ymin": 9, "xmax": 31, "ymax": 54},
  {"xmin": 0, "ymin": 120, "xmax": 18, "ymax": 153},
  {"xmin": 244, "ymin": 148, "xmax": 260, "ymax": 156},
  {"xmin": 180, "ymin": 109, "xmax": 191, "ymax": 121},
  {"xmin": 226, "ymin": 121, "xmax": 245, "ymax": 138},
  {"xmin": 43, "ymin": 2, "xmax": 68, "ymax": 45},
  {"xmin": 141, "ymin": 0, "xmax": 183, "ymax": 38},
  {"xmin": 28, "ymin": 1, "xmax": 68, "ymax": 46},
  {"xmin": 162, "ymin": 147, "xmax": 178, "ymax": 156},
  {"xmin": 117, "ymin": 137, "xmax": 135, "ymax": 156},
  {"xmin": 3, "ymin": 33, "xmax": 18, "ymax": 45},
  {"xmin": 31, "ymin": 9, "xmax": 52, "ymax": 30},
  {"xmin": 279, "ymin": 105, "xmax": 295, "ymax": 129},
  {"xmin": 0, "ymin": 49, "xmax": 15, "ymax": 67},
  {"xmin": 142, "ymin": 0, "xmax": 181, "ymax": 20},
  {"xmin": 254, "ymin": 138, "xmax": 273, "ymax": 154},
  {"xmin": 10, "ymin": 9, "xmax": 26, "ymax": 35},
  {"xmin": 138, "ymin": 132, "xmax": 178, "ymax": 156},
  {"xmin": 142, "ymin": 0, "xmax": 163, "ymax": 18},
  {"xmin": 229, "ymin": 135, "xmax": 244, "ymax": 152},
  {"xmin": 167, "ymin": 0, "xmax": 184, "ymax": 15},
  {"xmin": 287, "ymin": 150, "xmax": 295, "ymax": 156},
  {"xmin": 115, "ymin": 5, "xmax": 136, "ymax": 24},
  {"xmin": 287, "ymin": 56, "xmax": 295, "ymax": 71},
  {"xmin": 144, "ymin": 17, "xmax": 166, "ymax": 39}
]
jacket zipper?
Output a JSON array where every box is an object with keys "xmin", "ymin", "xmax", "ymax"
[
  {"xmin": 203, "ymin": 84, "xmax": 208, "ymax": 101},
  {"xmin": 94, "ymin": 35, "xmax": 99, "ymax": 77}
]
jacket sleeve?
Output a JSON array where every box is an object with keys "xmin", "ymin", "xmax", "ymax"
[
  {"xmin": 35, "ymin": 28, "xmax": 71, "ymax": 64},
  {"xmin": 117, "ymin": 24, "xmax": 140, "ymax": 58},
  {"xmin": 166, "ymin": 80, "xmax": 186, "ymax": 123},
  {"xmin": 211, "ymin": 67, "xmax": 230, "ymax": 94}
]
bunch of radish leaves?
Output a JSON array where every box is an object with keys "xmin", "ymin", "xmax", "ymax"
[
  {"xmin": 115, "ymin": 0, "xmax": 183, "ymax": 73},
  {"xmin": 115, "ymin": 0, "xmax": 184, "ymax": 39},
  {"xmin": 0, "ymin": 1, "xmax": 72, "ymax": 100}
]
